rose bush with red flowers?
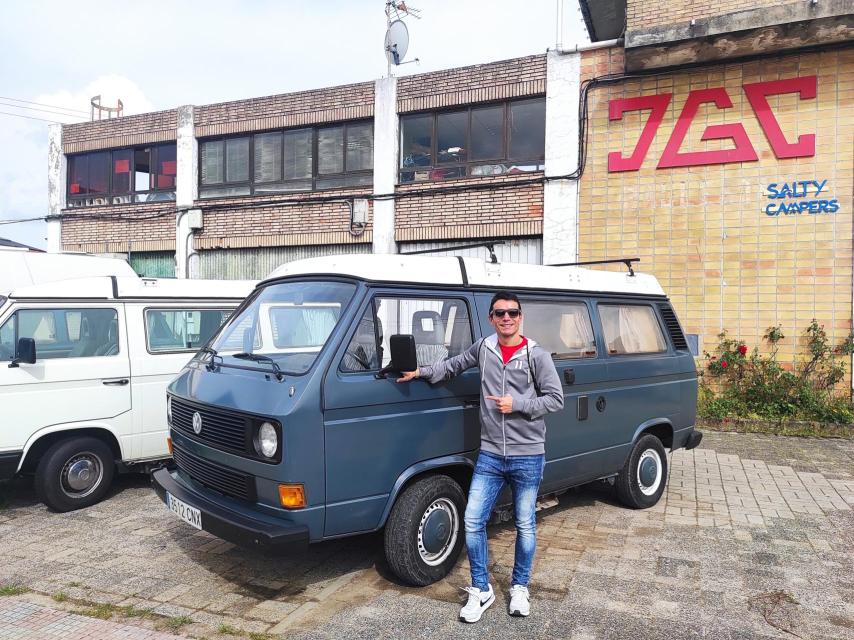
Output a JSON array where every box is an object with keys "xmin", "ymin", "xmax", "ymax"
[{"xmin": 699, "ymin": 322, "xmax": 854, "ymax": 423}]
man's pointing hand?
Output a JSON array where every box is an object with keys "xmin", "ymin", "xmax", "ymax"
[{"xmin": 485, "ymin": 394, "xmax": 513, "ymax": 413}]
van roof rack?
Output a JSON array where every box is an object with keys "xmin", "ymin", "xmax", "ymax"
[
  {"xmin": 400, "ymin": 240, "xmax": 506, "ymax": 264},
  {"xmin": 552, "ymin": 258, "xmax": 640, "ymax": 277}
]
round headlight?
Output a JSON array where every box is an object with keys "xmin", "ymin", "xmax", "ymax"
[
  {"xmin": 166, "ymin": 396, "xmax": 172, "ymax": 425},
  {"xmin": 257, "ymin": 422, "xmax": 278, "ymax": 458}
]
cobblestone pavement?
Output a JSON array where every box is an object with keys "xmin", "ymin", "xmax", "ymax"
[
  {"xmin": 0, "ymin": 597, "xmax": 183, "ymax": 639},
  {"xmin": 0, "ymin": 431, "xmax": 852, "ymax": 640}
]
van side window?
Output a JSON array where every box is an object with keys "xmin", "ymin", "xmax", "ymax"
[
  {"xmin": 339, "ymin": 296, "xmax": 473, "ymax": 372},
  {"xmin": 521, "ymin": 300, "xmax": 597, "ymax": 359},
  {"xmin": 0, "ymin": 314, "xmax": 15, "ymax": 361},
  {"xmin": 145, "ymin": 309, "xmax": 232, "ymax": 352},
  {"xmin": 340, "ymin": 308, "xmax": 382, "ymax": 372},
  {"xmin": 599, "ymin": 304, "xmax": 667, "ymax": 355},
  {"xmin": 4, "ymin": 308, "xmax": 119, "ymax": 359},
  {"xmin": 378, "ymin": 296, "xmax": 473, "ymax": 368}
]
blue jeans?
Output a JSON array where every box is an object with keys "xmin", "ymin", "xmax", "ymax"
[{"xmin": 464, "ymin": 450, "xmax": 545, "ymax": 590}]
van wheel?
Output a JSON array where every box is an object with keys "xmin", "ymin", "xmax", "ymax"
[
  {"xmin": 616, "ymin": 434, "xmax": 668, "ymax": 509},
  {"xmin": 384, "ymin": 475, "xmax": 466, "ymax": 586},
  {"xmin": 35, "ymin": 437, "xmax": 115, "ymax": 512}
]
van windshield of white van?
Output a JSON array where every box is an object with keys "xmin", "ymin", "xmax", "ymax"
[{"xmin": 207, "ymin": 280, "xmax": 356, "ymax": 375}]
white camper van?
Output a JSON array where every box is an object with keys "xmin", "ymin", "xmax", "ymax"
[{"xmin": 0, "ymin": 275, "xmax": 255, "ymax": 511}]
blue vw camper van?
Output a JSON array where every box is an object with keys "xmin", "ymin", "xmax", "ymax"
[{"xmin": 153, "ymin": 255, "xmax": 700, "ymax": 585}]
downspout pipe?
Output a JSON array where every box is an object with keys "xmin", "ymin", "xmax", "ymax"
[{"xmin": 554, "ymin": 38, "xmax": 623, "ymax": 54}]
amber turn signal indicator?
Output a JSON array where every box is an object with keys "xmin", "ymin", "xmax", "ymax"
[
  {"xmin": 278, "ymin": 484, "xmax": 306, "ymax": 509},
  {"xmin": 166, "ymin": 437, "xmax": 173, "ymax": 455}
]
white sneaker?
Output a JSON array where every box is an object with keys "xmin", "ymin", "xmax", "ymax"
[
  {"xmin": 508, "ymin": 584, "xmax": 530, "ymax": 617},
  {"xmin": 459, "ymin": 584, "xmax": 495, "ymax": 623}
]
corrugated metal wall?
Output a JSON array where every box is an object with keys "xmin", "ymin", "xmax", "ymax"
[
  {"xmin": 399, "ymin": 237, "xmax": 543, "ymax": 264},
  {"xmin": 129, "ymin": 251, "xmax": 175, "ymax": 278},
  {"xmin": 198, "ymin": 244, "xmax": 372, "ymax": 280}
]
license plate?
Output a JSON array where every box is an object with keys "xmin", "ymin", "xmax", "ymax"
[{"xmin": 166, "ymin": 492, "xmax": 202, "ymax": 530}]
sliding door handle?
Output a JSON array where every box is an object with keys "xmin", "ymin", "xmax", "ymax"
[{"xmin": 102, "ymin": 378, "xmax": 129, "ymax": 386}]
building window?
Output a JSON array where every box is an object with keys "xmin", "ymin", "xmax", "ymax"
[
  {"xmin": 400, "ymin": 97, "xmax": 545, "ymax": 183},
  {"xmin": 199, "ymin": 120, "xmax": 373, "ymax": 198},
  {"xmin": 67, "ymin": 144, "xmax": 177, "ymax": 207}
]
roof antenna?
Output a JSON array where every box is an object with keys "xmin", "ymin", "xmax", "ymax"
[{"xmin": 384, "ymin": 1, "xmax": 421, "ymax": 77}]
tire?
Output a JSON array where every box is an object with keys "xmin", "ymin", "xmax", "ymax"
[
  {"xmin": 616, "ymin": 433, "xmax": 668, "ymax": 509},
  {"xmin": 383, "ymin": 474, "xmax": 466, "ymax": 586},
  {"xmin": 34, "ymin": 436, "xmax": 115, "ymax": 512}
]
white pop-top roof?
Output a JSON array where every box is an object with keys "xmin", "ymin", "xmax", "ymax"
[
  {"xmin": 8, "ymin": 276, "xmax": 256, "ymax": 301},
  {"xmin": 0, "ymin": 251, "xmax": 139, "ymax": 292},
  {"xmin": 265, "ymin": 254, "xmax": 665, "ymax": 297}
]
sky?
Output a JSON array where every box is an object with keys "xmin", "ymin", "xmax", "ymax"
[{"xmin": 0, "ymin": 0, "xmax": 589, "ymax": 250}]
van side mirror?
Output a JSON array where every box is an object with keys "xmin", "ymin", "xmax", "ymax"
[
  {"xmin": 9, "ymin": 337, "xmax": 36, "ymax": 368},
  {"xmin": 376, "ymin": 334, "xmax": 418, "ymax": 379}
]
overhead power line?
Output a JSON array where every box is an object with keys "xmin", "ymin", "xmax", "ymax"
[
  {"xmin": 0, "ymin": 101, "xmax": 84, "ymax": 120},
  {"xmin": 0, "ymin": 95, "xmax": 88, "ymax": 115},
  {"xmin": 0, "ymin": 216, "xmax": 46, "ymax": 225},
  {"xmin": 0, "ymin": 110, "xmax": 63, "ymax": 124}
]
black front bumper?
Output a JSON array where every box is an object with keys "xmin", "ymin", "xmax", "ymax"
[
  {"xmin": 152, "ymin": 467, "xmax": 309, "ymax": 551},
  {"xmin": 0, "ymin": 451, "xmax": 22, "ymax": 481}
]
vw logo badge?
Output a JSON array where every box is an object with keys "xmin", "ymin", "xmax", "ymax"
[{"xmin": 192, "ymin": 412, "xmax": 203, "ymax": 435}]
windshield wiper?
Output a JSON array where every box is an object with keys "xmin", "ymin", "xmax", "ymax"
[{"xmin": 233, "ymin": 352, "xmax": 285, "ymax": 381}]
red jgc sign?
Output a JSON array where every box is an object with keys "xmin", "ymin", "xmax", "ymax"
[{"xmin": 607, "ymin": 76, "xmax": 817, "ymax": 172}]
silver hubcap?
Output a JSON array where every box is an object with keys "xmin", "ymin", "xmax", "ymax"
[
  {"xmin": 417, "ymin": 498, "xmax": 459, "ymax": 566},
  {"xmin": 637, "ymin": 449, "xmax": 663, "ymax": 496},
  {"xmin": 60, "ymin": 453, "xmax": 103, "ymax": 498}
]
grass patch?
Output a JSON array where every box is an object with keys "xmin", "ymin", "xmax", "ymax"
[
  {"xmin": 248, "ymin": 633, "xmax": 274, "ymax": 640},
  {"xmin": 52, "ymin": 592, "xmax": 68, "ymax": 602},
  {"xmin": 0, "ymin": 585, "xmax": 27, "ymax": 596},
  {"xmin": 66, "ymin": 582, "xmax": 82, "ymax": 588},
  {"xmin": 159, "ymin": 614, "xmax": 193, "ymax": 631},
  {"xmin": 119, "ymin": 605, "xmax": 153, "ymax": 619},
  {"xmin": 218, "ymin": 623, "xmax": 242, "ymax": 635},
  {"xmin": 75, "ymin": 602, "xmax": 118, "ymax": 620}
]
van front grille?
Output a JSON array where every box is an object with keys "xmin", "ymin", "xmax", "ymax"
[
  {"xmin": 658, "ymin": 304, "xmax": 689, "ymax": 351},
  {"xmin": 171, "ymin": 398, "xmax": 248, "ymax": 455},
  {"xmin": 172, "ymin": 443, "xmax": 256, "ymax": 502}
]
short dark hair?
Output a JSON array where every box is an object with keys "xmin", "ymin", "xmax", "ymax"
[{"xmin": 489, "ymin": 291, "xmax": 521, "ymax": 313}]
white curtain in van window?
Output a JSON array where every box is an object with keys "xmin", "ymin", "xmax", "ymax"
[
  {"xmin": 615, "ymin": 305, "xmax": 665, "ymax": 353},
  {"xmin": 559, "ymin": 306, "xmax": 595, "ymax": 352}
]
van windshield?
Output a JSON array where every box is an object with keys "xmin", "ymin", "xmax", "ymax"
[{"xmin": 207, "ymin": 280, "xmax": 356, "ymax": 375}]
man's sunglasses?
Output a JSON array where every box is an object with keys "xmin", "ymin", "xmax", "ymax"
[{"xmin": 490, "ymin": 309, "xmax": 521, "ymax": 318}]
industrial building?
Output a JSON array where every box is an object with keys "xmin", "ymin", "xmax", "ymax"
[{"xmin": 47, "ymin": 0, "xmax": 853, "ymax": 365}]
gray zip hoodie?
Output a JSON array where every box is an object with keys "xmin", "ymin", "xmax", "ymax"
[{"xmin": 418, "ymin": 334, "xmax": 564, "ymax": 456}]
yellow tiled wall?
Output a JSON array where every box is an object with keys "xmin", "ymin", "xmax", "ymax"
[{"xmin": 579, "ymin": 48, "xmax": 854, "ymax": 367}]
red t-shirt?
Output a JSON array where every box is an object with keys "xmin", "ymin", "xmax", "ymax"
[{"xmin": 499, "ymin": 337, "xmax": 528, "ymax": 365}]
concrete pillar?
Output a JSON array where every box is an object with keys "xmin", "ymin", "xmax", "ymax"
[
  {"xmin": 372, "ymin": 77, "xmax": 398, "ymax": 254},
  {"xmin": 175, "ymin": 105, "xmax": 199, "ymax": 278},
  {"xmin": 46, "ymin": 124, "xmax": 66, "ymax": 253},
  {"xmin": 542, "ymin": 50, "xmax": 581, "ymax": 266}
]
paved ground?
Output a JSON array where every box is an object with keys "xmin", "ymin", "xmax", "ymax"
[{"xmin": 0, "ymin": 431, "xmax": 852, "ymax": 640}]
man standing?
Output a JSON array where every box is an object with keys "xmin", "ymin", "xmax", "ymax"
[{"xmin": 398, "ymin": 292, "xmax": 563, "ymax": 622}]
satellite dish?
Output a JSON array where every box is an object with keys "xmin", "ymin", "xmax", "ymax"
[{"xmin": 384, "ymin": 19, "xmax": 409, "ymax": 65}]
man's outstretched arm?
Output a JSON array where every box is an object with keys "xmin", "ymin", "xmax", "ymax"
[{"xmin": 397, "ymin": 338, "xmax": 482, "ymax": 384}]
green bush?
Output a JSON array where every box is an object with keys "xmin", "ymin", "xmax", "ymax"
[{"xmin": 698, "ymin": 320, "xmax": 854, "ymax": 424}]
